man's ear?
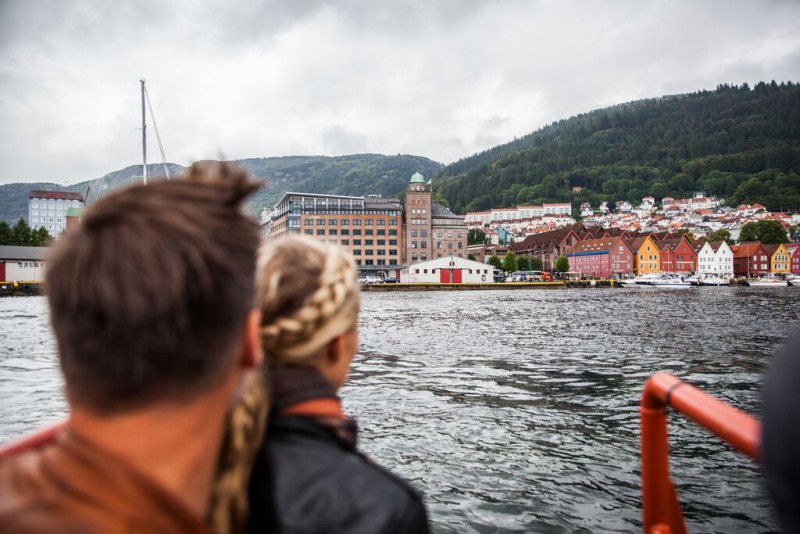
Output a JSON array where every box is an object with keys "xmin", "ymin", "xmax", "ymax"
[{"xmin": 241, "ymin": 310, "xmax": 263, "ymax": 370}]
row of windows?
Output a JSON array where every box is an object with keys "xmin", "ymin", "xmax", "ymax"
[
  {"xmin": 351, "ymin": 250, "xmax": 398, "ymax": 256},
  {"xmin": 410, "ymin": 229, "xmax": 463, "ymax": 239},
  {"xmin": 305, "ymin": 218, "xmax": 396, "ymax": 226},
  {"xmin": 410, "ymin": 241, "xmax": 464, "ymax": 250},
  {"xmin": 410, "ymin": 253, "xmax": 464, "ymax": 261},
  {"xmin": 355, "ymin": 259, "xmax": 397, "ymax": 266},
  {"xmin": 305, "ymin": 229, "xmax": 397, "ymax": 238}
]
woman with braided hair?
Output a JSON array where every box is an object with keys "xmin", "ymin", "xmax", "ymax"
[{"xmin": 246, "ymin": 235, "xmax": 429, "ymax": 533}]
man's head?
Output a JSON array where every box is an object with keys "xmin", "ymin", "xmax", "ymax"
[{"xmin": 47, "ymin": 162, "xmax": 262, "ymax": 414}]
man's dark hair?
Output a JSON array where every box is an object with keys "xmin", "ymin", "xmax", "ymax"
[{"xmin": 46, "ymin": 162, "xmax": 262, "ymax": 413}]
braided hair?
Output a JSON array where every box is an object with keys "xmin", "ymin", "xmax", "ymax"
[{"xmin": 257, "ymin": 236, "xmax": 360, "ymax": 364}]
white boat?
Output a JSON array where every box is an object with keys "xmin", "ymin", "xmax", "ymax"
[
  {"xmin": 620, "ymin": 272, "xmax": 691, "ymax": 287},
  {"xmin": 786, "ymin": 275, "xmax": 799, "ymax": 287},
  {"xmin": 699, "ymin": 275, "xmax": 731, "ymax": 286},
  {"xmin": 619, "ymin": 273, "xmax": 660, "ymax": 287},
  {"xmin": 687, "ymin": 274, "xmax": 731, "ymax": 286},
  {"xmin": 644, "ymin": 273, "xmax": 692, "ymax": 287},
  {"xmin": 746, "ymin": 273, "xmax": 788, "ymax": 287}
]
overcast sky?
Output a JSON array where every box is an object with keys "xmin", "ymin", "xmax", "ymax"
[{"xmin": 1, "ymin": 0, "xmax": 798, "ymax": 185}]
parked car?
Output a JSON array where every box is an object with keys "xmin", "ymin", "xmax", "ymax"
[
  {"xmin": 360, "ymin": 276, "xmax": 382, "ymax": 285},
  {"xmin": 379, "ymin": 277, "xmax": 400, "ymax": 283}
]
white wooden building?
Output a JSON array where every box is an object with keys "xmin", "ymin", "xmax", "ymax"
[
  {"xmin": 400, "ymin": 256, "xmax": 495, "ymax": 283},
  {"xmin": 696, "ymin": 241, "xmax": 734, "ymax": 277},
  {"xmin": 0, "ymin": 246, "xmax": 49, "ymax": 282}
]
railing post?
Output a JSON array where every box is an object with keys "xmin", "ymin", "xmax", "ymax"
[
  {"xmin": 641, "ymin": 373, "xmax": 687, "ymax": 534},
  {"xmin": 640, "ymin": 372, "xmax": 760, "ymax": 534}
]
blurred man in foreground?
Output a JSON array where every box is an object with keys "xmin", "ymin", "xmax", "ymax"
[{"xmin": 0, "ymin": 163, "xmax": 263, "ymax": 533}]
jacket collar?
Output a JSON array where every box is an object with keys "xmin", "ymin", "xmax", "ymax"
[
  {"xmin": 42, "ymin": 426, "xmax": 212, "ymax": 533},
  {"xmin": 270, "ymin": 366, "xmax": 358, "ymax": 449}
]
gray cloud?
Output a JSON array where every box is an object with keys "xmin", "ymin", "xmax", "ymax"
[{"xmin": 1, "ymin": 0, "xmax": 799, "ymax": 184}]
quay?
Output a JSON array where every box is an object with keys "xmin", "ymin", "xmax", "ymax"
[
  {"xmin": 0, "ymin": 282, "xmax": 43, "ymax": 297},
  {"xmin": 362, "ymin": 281, "xmax": 617, "ymax": 291}
]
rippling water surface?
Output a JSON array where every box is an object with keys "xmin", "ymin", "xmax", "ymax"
[{"xmin": 2, "ymin": 289, "xmax": 799, "ymax": 532}]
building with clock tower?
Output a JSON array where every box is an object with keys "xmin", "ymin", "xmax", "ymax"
[{"xmin": 403, "ymin": 172, "xmax": 467, "ymax": 264}]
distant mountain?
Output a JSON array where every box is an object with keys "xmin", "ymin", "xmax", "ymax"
[
  {"xmin": 0, "ymin": 154, "xmax": 443, "ymax": 224},
  {"xmin": 434, "ymin": 81, "xmax": 800, "ymax": 214}
]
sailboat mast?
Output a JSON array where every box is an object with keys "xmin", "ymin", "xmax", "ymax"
[{"xmin": 141, "ymin": 79, "xmax": 148, "ymax": 185}]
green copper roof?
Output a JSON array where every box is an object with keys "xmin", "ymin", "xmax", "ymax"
[{"xmin": 409, "ymin": 172, "xmax": 425, "ymax": 183}]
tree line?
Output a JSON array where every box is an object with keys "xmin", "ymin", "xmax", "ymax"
[
  {"xmin": 0, "ymin": 219, "xmax": 52, "ymax": 246},
  {"xmin": 433, "ymin": 82, "xmax": 800, "ymax": 214}
]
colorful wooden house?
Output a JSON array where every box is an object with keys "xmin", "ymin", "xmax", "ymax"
[
  {"xmin": 788, "ymin": 243, "xmax": 800, "ymax": 275},
  {"xmin": 696, "ymin": 241, "xmax": 734, "ymax": 277},
  {"xmin": 763, "ymin": 243, "xmax": 791, "ymax": 274},
  {"xmin": 565, "ymin": 237, "xmax": 635, "ymax": 278},
  {"xmin": 731, "ymin": 242, "xmax": 770, "ymax": 278},
  {"xmin": 658, "ymin": 236, "xmax": 698, "ymax": 273},
  {"xmin": 625, "ymin": 235, "xmax": 661, "ymax": 275}
]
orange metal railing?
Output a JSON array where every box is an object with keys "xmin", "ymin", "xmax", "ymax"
[{"xmin": 640, "ymin": 372, "xmax": 761, "ymax": 534}]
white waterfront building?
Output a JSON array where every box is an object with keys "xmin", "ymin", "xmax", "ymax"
[
  {"xmin": 400, "ymin": 256, "xmax": 495, "ymax": 284},
  {"xmin": 28, "ymin": 190, "xmax": 84, "ymax": 236},
  {"xmin": 696, "ymin": 241, "xmax": 734, "ymax": 277}
]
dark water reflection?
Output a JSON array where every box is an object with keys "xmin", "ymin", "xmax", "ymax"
[
  {"xmin": 1, "ymin": 289, "xmax": 798, "ymax": 532},
  {"xmin": 346, "ymin": 287, "xmax": 799, "ymax": 533}
]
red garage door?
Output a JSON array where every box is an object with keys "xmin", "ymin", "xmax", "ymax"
[
  {"xmin": 453, "ymin": 269, "xmax": 462, "ymax": 283},
  {"xmin": 440, "ymin": 269, "xmax": 450, "ymax": 283}
]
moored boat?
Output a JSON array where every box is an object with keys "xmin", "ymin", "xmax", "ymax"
[
  {"xmin": 689, "ymin": 273, "xmax": 731, "ymax": 286},
  {"xmin": 637, "ymin": 272, "xmax": 692, "ymax": 287},
  {"xmin": 745, "ymin": 273, "xmax": 788, "ymax": 287}
]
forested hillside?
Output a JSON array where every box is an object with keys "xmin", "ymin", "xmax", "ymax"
[
  {"xmin": 435, "ymin": 81, "xmax": 800, "ymax": 214},
  {"xmin": 0, "ymin": 154, "xmax": 442, "ymax": 223}
]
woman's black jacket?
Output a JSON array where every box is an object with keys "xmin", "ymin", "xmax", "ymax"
[{"xmin": 248, "ymin": 415, "xmax": 429, "ymax": 534}]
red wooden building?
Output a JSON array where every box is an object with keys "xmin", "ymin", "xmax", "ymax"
[
  {"xmin": 565, "ymin": 237, "xmax": 635, "ymax": 278},
  {"xmin": 731, "ymin": 242, "xmax": 770, "ymax": 278},
  {"xmin": 658, "ymin": 236, "xmax": 698, "ymax": 273}
]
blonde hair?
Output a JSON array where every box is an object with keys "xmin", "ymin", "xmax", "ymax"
[{"xmin": 257, "ymin": 236, "xmax": 360, "ymax": 364}]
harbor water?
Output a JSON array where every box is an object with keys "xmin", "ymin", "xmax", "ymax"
[{"xmin": 2, "ymin": 288, "xmax": 798, "ymax": 532}]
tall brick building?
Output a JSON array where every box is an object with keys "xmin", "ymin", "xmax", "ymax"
[
  {"xmin": 403, "ymin": 172, "xmax": 467, "ymax": 263},
  {"xmin": 266, "ymin": 172, "xmax": 467, "ymax": 275}
]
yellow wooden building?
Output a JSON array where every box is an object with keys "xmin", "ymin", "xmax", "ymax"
[
  {"xmin": 764, "ymin": 243, "xmax": 791, "ymax": 274},
  {"xmin": 625, "ymin": 235, "xmax": 661, "ymax": 275}
]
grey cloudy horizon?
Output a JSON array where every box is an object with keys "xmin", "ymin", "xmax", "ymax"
[{"xmin": 1, "ymin": 0, "xmax": 799, "ymax": 185}]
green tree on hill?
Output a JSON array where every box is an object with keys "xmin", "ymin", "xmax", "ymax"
[
  {"xmin": 468, "ymin": 228, "xmax": 487, "ymax": 245},
  {"xmin": 517, "ymin": 256, "xmax": 533, "ymax": 271},
  {"xmin": 10, "ymin": 218, "xmax": 32, "ymax": 246},
  {"xmin": 0, "ymin": 221, "xmax": 10, "ymax": 245},
  {"xmin": 555, "ymin": 255, "xmax": 570, "ymax": 273},
  {"xmin": 738, "ymin": 220, "xmax": 788, "ymax": 244},
  {"xmin": 0, "ymin": 218, "xmax": 51, "ymax": 246},
  {"xmin": 706, "ymin": 228, "xmax": 734, "ymax": 245},
  {"xmin": 502, "ymin": 251, "xmax": 518, "ymax": 274}
]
